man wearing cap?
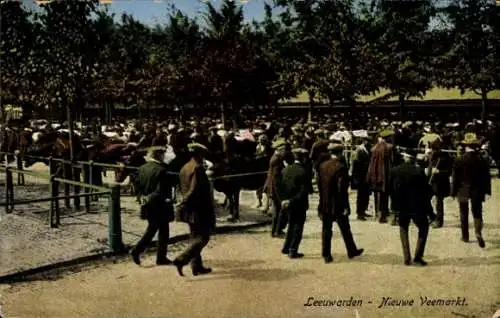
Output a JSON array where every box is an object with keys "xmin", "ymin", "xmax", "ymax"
[
  {"xmin": 451, "ymin": 135, "xmax": 491, "ymax": 248},
  {"xmin": 390, "ymin": 149, "xmax": 436, "ymax": 266},
  {"xmin": 351, "ymin": 134, "xmax": 373, "ymax": 220},
  {"xmin": 173, "ymin": 143, "xmax": 215, "ymax": 276},
  {"xmin": 367, "ymin": 129, "xmax": 395, "ymax": 223},
  {"xmin": 278, "ymin": 148, "xmax": 311, "ymax": 258},
  {"xmin": 267, "ymin": 139, "xmax": 290, "ymax": 237},
  {"xmin": 425, "ymin": 139, "xmax": 453, "ymax": 228},
  {"xmin": 130, "ymin": 146, "xmax": 174, "ymax": 266},
  {"xmin": 317, "ymin": 142, "xmax": 364, "ymax": 263}
]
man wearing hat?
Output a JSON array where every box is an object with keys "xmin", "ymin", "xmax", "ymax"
[
  {"xmin": 130, "ymin": 146, "xmax": 174, "ymax": 266},
  {"xmin": 278, "ymin": 148, "xmax": 311, "ymax": 258},
  {"xmin": 390, "ymin": 148, "xmax": 436, "ymax": 266},
  {"xmin": 451, "ymin": 135, "xmax": 491, "ymax": 248},
  {"xmin": 351, "ymin": 134, "xmax": 373, "ymax": 220},
  {"xmin": 173, "ymin": 143, "xmax": 215, "ymax": 276},
  {"xmin": 267, "ymin": 139, "xmax": 290, "ymax": 237},
  {"xmin": 367, "ymin": 129, "xmax": 396, "ymax": 223},
  {"xmin": 425, "ymin": 139, "xmax": 453, "ymax": 228},
  {"xmin": 317, "ymin": 142, "xmax": 364, "ymax": 263}
]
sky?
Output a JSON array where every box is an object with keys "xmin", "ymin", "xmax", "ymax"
[{"xmin": 23, "ymin": 0, "xmax": 275, "ymax": 25}]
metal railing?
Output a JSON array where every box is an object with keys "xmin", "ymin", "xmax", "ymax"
[{"xmin": 0, "ymin": 166, "xmax": 124, "ymax": 252}]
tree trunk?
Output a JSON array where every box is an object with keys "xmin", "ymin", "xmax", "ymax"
[
  {"xmin": 480, "ymin": 88, "xmax": 488, "ymax": 121},
  {"xmin": 398, "ymin": 93, "xmax": 405, "ymax": 120},
  {"xmin": 220, "ymin": 103, "xmax": 225, "ymax": 128},
  {"xmin": 66, "ymin": 102, "xmax": 75, "ymax": 162},
  {"xmin": 308, "ymin": 91, "xmax": 315, "ymax": 123},
  {"xmin": 347, "ymin": 96, "xmax": 356, "ymax": 122}
]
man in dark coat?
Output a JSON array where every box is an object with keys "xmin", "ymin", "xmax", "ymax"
[
  {"xmin": 266, "ymin": 139, "xmax": 290, "ymax": 237},
  {"xmin": 317, "ymin": 142, "xmax": 364, "ymax": 264},
  {"xmin": 390, "ymin": 149, "xmax": 436, "ymax": 266},
  {"xmin": 278, "ymin": 148, "xmax": 311, "ymax": 259},
  {"xmin": 367, "ymin": 129, "xmax": 395, "ymax": 223},
  {"xmin": 425, "ymin": 140, "xmax": 453, "ymax": 228},
  {"xmin": 173, "ymin": 143, "xmax": 216, "ymax": 276},
  {"xmin": 130, "ymin": 146, "xmax": 174, "ymax": 266},
  {"xmin": 451, "ymin": 136, "xmax": 491, "ymax": 248},
  {"xmin": 350, "ymin": 135, "xmax": 372, "ymax": 220}
]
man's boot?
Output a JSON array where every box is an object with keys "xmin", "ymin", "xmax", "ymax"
[
  {"xmin": 474, "ymin": 218, "xmax": 485, "ymax": 248},
  {"xmin": 399, "ymin": 227, "xmax": 411, "ymax": 265},
  {"xmin": 414, "ymin": 232, "xmax": 428, "ymax": 266}
]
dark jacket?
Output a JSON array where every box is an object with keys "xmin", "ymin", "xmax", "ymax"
[
  {"xmin": 178, "ymin": 158, "xmax": 215, "ymax": 228},
  {"xmin": 317, "ymin": 156, "xmax": 349, "ymax": 221},
  {"xmin": 135, "ymin": 161, "xmax": 174, "ymax": 221},
  {"xmin": 278, "ymin": 162, "xmax": 310, "ymax": 212},
  {"xmin": 451, "ymin": 151, "xmax": 491, "ymax": 202},
  {"xmin": 425, "ymin": 150, "xmax": 453, "ymax": 197},
  {"xmin": 351, "ymin": 144, "xmax": 371, "ymax": 189},
  {"xmin": 367, "ymin": 140, "xmax": 394, "ymax": 192},
  {"xmin": 389, "ymin": 162, "xmax": 434, "ymax": 218},
  {"xmin": 265, "ymin": 153, "xmax": 284, "ymax": 197}
]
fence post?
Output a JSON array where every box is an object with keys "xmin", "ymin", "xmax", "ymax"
[
  {"xmin": 64, "ymin": 163, "xmax": 70, "ymax": 208},
  {"xmin": 5, "ymin": 167, "xmax": 13, "ymax": 214},
  {"xmin": 83, "ymin": 163, "xmax": 90, "ymax": 213},
  {"xmin": 49, "ymin": 176, "xmax": 60, "ymax": 228},
  {"xmin": 89, "ymin": 161, "xmax": 98, "ymax": 202},
  {"xmin": 108, "ymin": 184, "xmax": 124, "ymax": 252},
  {"xmin": 16, "ymin": 153, "xmax": 24, "ymax": 186},
  {"xmin": 73, "ymin": 164, "xmax": 81, "ymax": 211},
  {"xmin": 48, "ymin": 156, "xmax": 54, "ymax": 175}
]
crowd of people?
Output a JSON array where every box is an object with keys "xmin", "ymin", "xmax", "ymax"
[{"xmin": 125, "ymin": 115, "xmax": 494, "ymax": 276}]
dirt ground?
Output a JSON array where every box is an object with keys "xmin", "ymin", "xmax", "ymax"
[
  {"xmin": 1, "ymin": 206, "xmax": 499, "ymax": 318},
  {"xmin": 0, "ymin": 165, "xmax": 499, "ymax": 318}
]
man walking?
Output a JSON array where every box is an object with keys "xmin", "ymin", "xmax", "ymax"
[
  {"xmin": 279, "ymin": 148, "xmax": 311, "ymax": 259},
  {"xmin": 367, "ymin": 129, "xmax": 395, "ymax": 223},
  {"xmin": 173, "ymin": 143, "xmax": 216, "ymax": 276},
  {"xmin": 130, "ymin": 146, "xmax": 174, "ymax": 266},
  {"xmin": 351, "ymin": 134, "xmax": 372, "ymax": 220},
  {"xmin": 318, "ymin": 142, "xmax": 364, "ymax": 263},
  {"xmin": 390, "ymin": 149, "xmax": 436, "ymax": 266},
  {"xmin": 451, "ymin": 135, "xmax": 491, "ymax": 248},
  {"xmin": 267, "ymin": 139, "xmax": 290, "ymax": 237}
]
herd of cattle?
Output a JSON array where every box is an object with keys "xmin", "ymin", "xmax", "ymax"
[{"xmin": 0, "ymin": 117, "xmax": 499, "ymax": 220}]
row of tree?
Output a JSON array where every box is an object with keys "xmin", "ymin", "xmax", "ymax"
[{"xmin": 1, "ymin": 0, "xmax": 499, "ymax": 121}]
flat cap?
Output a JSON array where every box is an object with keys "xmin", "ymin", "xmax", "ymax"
[
  {"xmin": 145, "ymin": 146, "xmax": 166, "ymax": 161},
  {"xmin": 187, "ymin": 142, "xmax": 209, "ymax": 152},
  {"xmin": 379, "ymin": 129, "xmax": 395, "ymax": 138},
  {"xmin": 292, "ymin": 148, "xmax": 308, "ymax": 154},
  {"xmin": 272, "ymin": 138, "xmax": 288, "ymax": 149},
  {"xmin": 327, "ymin": 143, "xmax": 344, "ymax": 151},
  {"xmin": 461, "ymin": 133, "xmax": 480, "ymax": 145}
]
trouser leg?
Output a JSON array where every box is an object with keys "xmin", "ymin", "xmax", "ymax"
[
  {"xmin": 134, "ymin": 219, "xmax": 159, "ymax": 254},
  {"xmin": 414, "ymin": 217, "xmax": 429, "ymax": 260},
  {"xmin": 175, "ymin": 224, "xmax": 210, "ymax": 269},
  {"xmin": 374, "ymin": 192, "xmax": 380, "ymax": 219},
  {"xmin": 321, "ymin": 218, "xmax": 333, "ymax": 257},
  {"xmin": 435, "ymin": 196, "xmax": 444, "ymax": 226},
  {"xmin": 337, "ymin": 215, "xmax": 358, "ymax": 255},
  {"xmin": 379, "ymin": 192, "xmax": 389, "ymax": 219},
  {"xmin": 471, "ymin": 198, "xmax": 484, "ymax": 245},
  {"xmin": 459, "ymin": 201, "xmax": 469, "ymax": 241},
  {"xmin": 356, "ymin": 184, "xmax": 370, "ymax": 216},
  {"xmin": 399, "ymin": 219, "xmax": 411, "ymax": 264},
  {"xmin": 271, "ymin": 195, "xmax": 283, "ymax": 235},
  {"xmin": 287, "ymin": 212, "xmax": 306, "ymax": 254},
  {"xmin": 156, "ymin": 221, "xmax": 170, "ymax": 261}
]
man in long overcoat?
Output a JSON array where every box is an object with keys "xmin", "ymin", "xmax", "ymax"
[
  {"xmin": 173, "ymin": 143, "xmax": 216, "ymax": 276},
  {"xmin": 318, "ymin": 142, "xmax": 364, "ymax": 263},
  {"xmin": 266, "ymin": 140, "xmax": 290, "ymax": 237},
  {"xmin": 278, "ymin": 148, "xmax": 311, "ymax": 258},
  {"xmin": 425, "ymin": 139, "xmax": 453, "ymax": 228},
  {"xmin": 451, "ymin": 136, "xmax": 491, "ymax": 248},
  {"xmin": 390, "ymin": 149, "xmax": 436, "ymax": 266},
  {"xmin": 351, "ymin": 135, "xmax": 372, "ymax": 220},
  {"xmin": 367, "ymin": 129, "xmax": 395, "ymax": 223},
  {"xmin": 130, "ymin": 146, "xmax": 174, "ymax": 266}
]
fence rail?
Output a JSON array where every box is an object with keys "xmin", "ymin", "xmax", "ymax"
[{"xmin": 0, "ymin": 166, "xmax": 124, "ymax": 252}]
